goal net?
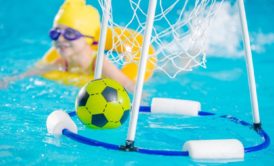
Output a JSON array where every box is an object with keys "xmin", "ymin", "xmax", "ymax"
[{"xmin": 97, "ymin": 0, "xmax": 223, "ymax": 79}]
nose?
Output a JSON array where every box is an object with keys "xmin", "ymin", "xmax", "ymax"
[{"xmin": 57, "ymin": 34, "xmax": 66, "ymax": 42}]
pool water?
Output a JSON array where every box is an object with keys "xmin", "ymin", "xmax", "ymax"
[{"xmin": 1, "ymin": 0, "xmax": 274, "ymax": 165}]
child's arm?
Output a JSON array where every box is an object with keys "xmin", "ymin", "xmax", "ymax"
[
  {"xmin": 102, "ymin": 58, "xmax": 135, "ymax": 93},
  {"xmin": 0, "ymin": 62, "xmax": 62, "ymax": 89}
]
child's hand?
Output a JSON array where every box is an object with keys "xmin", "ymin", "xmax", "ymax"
[
  {"xmin": 0, "ymin": 76, "xmax": 18, "ymax": 89},
  {"xmin": 0, "ymin": 78, "xmax": 10, "ymax": 89},
  {"xmin": 124, "ymin": 80, "xmax": 135, "ymax": 94}
]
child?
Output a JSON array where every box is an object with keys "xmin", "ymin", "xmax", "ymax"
[{"xmin": 0, "ymin": 0, "xmax": 135, "ymax": 92}]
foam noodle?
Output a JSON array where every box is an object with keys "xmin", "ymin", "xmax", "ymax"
[
  {"xmin": 46, "ymin": 110, "xmax": 78, "ymax": 136},
  {"xmin": 151, "ymin": 98, "xmax": 201, "ymax": 116},
  {"xmin": 183, "ymin": 139, "xmax": 244, "ymax": 161}
]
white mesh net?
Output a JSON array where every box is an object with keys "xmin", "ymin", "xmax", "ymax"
[{"xmin": 98, "ymin": 0, "xmax": 223, "ymax": 78}]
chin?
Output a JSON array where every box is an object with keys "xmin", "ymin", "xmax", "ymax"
[{"xmin": 58, "ymin": 48, "xmax": 73, "ymax": 58}]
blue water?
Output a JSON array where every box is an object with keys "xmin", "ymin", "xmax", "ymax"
[{"xmin": 1, "ymin": 0, "xmax": 274, "ymax": 165}]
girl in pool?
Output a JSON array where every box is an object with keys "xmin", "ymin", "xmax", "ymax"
[{"xmin": 0, "ymin": 0, "xmax": 135, "ymax": 92}]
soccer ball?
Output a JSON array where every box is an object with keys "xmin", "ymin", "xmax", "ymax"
[{"xmin": 75, "ymin": 78, "xmax": 131, "ymax": 129}]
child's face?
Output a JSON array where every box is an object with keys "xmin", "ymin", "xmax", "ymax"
[{"xmin": 50, "ymin": 24, "xmax": 88, "ymax": 58}]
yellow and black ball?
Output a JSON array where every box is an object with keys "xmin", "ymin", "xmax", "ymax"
[{"xmin": 75, "ymin": 78, "xmax": 131, "ymax": 129}]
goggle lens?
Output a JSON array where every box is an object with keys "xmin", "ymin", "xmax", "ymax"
[{"xmin": 49, "ymin": 28, "xmax": 83, "ymax": 41}]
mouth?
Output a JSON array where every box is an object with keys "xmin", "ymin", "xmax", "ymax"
[{"xmin": 54, "ymin": 42, "xmax": 72, "ymax": 51}]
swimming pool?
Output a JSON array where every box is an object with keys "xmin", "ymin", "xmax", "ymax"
[{"xmin": 1, "ymin": 0, "xmax": 274, "ymax": 165}]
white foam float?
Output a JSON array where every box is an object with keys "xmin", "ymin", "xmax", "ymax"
[
  {"xmin": 183, "ymin": 139, "xmax": 244, "ymax": 161},
  {"xmin": 46, "ymin": 110, "xmax": 78, "ymax": 136},
  {"xmin": 151, "ymin": 98, "xmax": 201, "ymax": 116}
]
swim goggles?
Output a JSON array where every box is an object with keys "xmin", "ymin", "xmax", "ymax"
[{"xmin": 49, "ymin": 27, "xmax": 94, "ymax": 41}]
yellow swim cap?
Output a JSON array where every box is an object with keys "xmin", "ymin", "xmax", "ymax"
[{"xmin": 54, "ymin": 0, "xmax": 100, "ymax": 44}]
